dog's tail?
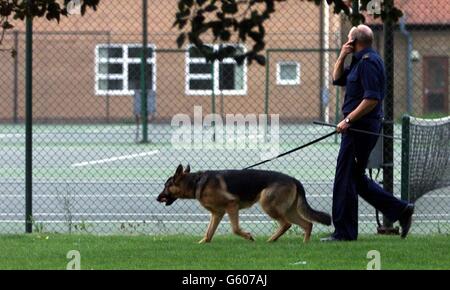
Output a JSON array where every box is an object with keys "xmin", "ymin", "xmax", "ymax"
[{"xmin": 295, "ymin": 180, "xmax": 331, "ymax": 226}]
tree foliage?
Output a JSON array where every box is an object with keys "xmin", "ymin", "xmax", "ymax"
[
  {"xmin": 0, "ymin": 0, "xmax": 99, "ymax": 53},
  {"xmin": 1, "ymin": 1, "xmax": 403, "ymax": 64},
  {"xmin": 174, "ymin": 0, "xmax": 403, "ymax": 65}
]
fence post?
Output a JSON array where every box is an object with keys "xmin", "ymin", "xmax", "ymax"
[
  {"xmin": 211, "ymin": 61, "xmax": 216, "ymax": 141},
  {"xmin": 382, "ymin": 0, "xmax": 395, "ymax": 230},
  {"xmin": 140, "ymin": 0, "xmax": 149, "ymax": 143},
  {"xmin": 264, "ymin": 50, "xmax": 270, "ymax": 116},
  {"xmin": 319, "ymin": 1, "xmax": 324, "ymax": 120},
  {"xmin": 13, "ymin": 30, "xmax": 19, "ymax": 124},
  {"xmin": 25, "ymin": 0, "xmax": 33, "ymax": 233},
  {"xmin": 106, "ymin": 31, "xmax": 111, "ymax": 123},
  {"xmin": 401, "ymin": 115, "xmax": 410, "ymax": 201}
]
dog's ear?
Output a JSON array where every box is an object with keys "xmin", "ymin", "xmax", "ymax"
[
  {"xmin": 184, "ymin": 164, "xmax": 191, "ymax": 174},
  {"xmin": 174, "ymin": 164, "xmax": 183, "ymax": 178}
]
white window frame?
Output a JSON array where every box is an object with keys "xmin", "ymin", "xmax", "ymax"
[
  {"xmin": 185, "ymin": 44, "xmax": 247, "ymax": 96},
  {"xmin": 95, "ymin": 43, "xmax": 157, "ymax": 96},
  {"xmin": 276, "ymin": 61, "xmax": 301, "ymax": 86}
]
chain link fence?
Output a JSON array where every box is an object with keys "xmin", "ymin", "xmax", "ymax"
[{"xmin": 0, "ymin": 0, "xmax": 448, "ymax": 235}]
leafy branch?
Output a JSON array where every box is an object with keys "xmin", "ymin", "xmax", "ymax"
[
  {"xmin": 174, "ymin": 0, "xmax": 403, "ymax": 65},
  {"xmin": 0, "ymin": 0, "xmax": 99, "ymax": 47}
]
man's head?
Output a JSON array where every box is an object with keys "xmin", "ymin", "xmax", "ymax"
[{"xmin": 347, "ymin": 24, "xmax": 374, "ymax": 52}]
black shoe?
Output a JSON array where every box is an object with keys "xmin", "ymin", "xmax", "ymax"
[
  {"xmin": 320, "ymin": 236, "xmax": 345, "ymax": 242},
  {"xmin": 398, "ymin": 203, "xmax": 414, "ymax": 239}
]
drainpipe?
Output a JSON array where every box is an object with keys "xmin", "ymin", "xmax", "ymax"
[{"xmin": 399, "ymin": 16, "xmax": 413, "ymax": 115}]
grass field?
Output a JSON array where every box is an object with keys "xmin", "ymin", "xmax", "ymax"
[{"xmin": 1, "ymin": 234, "xmax": 449, "ymax": 270}]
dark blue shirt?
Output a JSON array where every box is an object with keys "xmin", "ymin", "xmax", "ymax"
[{"xmin": 333, "ymin": 47, "xmax": 384, "ymax": 120}]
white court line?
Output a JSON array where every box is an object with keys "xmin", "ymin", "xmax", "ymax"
[
  {"xmin": 0, "ymin": 194, "xmax": 336, "ymax": 198},
  {"xmin": 71, "ymin": 150, "xmax": 159, "ymax": 167},
  {"xmin": 1, "ymin": 213, "xmax": 449, "ymax": 217},
  {"xmin": 0, "ymin": 194, "xmax": 153, "ymax": 198},
  {"xmin": 0, "ymin": 213, "xmax": 266, "ymax": 217},
  {"xmin": 0, "ymin": 220, "xmax": 446, "ymax": 224},
  {"xmin": 0, "ymin": 134, "xmax": 23, "ymax": 139}
]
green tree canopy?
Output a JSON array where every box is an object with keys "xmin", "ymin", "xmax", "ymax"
[
  {"xmin": 174, "ymin": 0, "xmax": 403, "ymax": 65},
  {"xmin": 0, "ymin": 0, "xmax": 99, "ymax": 49}
]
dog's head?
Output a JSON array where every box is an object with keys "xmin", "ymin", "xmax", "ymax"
[{"xmin": 157, "ymin": 164, "xmax": 191, "ymax": 206}]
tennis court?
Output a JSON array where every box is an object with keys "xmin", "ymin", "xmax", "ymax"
[{"xmin": 1, "ymin": 123, "xmax": 448, "ymax": 235}]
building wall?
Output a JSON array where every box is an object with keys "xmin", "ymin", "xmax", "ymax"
[
  {"xmin": 0, "ymin": 1, "xmax": 342, "ymax": 123},
  {"xmin": 374, "ymin": 30, "xmax": 450, "ymax": 119}
]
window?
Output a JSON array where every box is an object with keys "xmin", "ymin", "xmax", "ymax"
[
  {"xmin": 186, "ymin": 44, "xmax": 247, "ymax": 95},
  {"xmin": 95, "ymin": 44, "xmax": 156, "ymax": 95},
  {"xmin": 277, "ymin": 62, "xmax": 301, "ymax": 86}
]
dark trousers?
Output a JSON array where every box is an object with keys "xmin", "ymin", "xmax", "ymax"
[{"xmin": 332, "ymin": 119, "xmax": 407, "ymax": 240}]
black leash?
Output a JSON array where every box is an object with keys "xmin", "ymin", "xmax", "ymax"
[
  {"xmin": 244, "ymin": 118, "xmax": 401, "ymax": 170},
  {"xmin": 313, "ymin": 121, "xmax": 404, "ymax": 141},
  {"xmin": 244, "ymin": 131, "xmax": 337, "ymax": 170}
]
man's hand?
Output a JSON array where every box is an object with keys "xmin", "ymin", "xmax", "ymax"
[
  {"xmin": 333, "ymin": 39, "xmax": 355, "ymax": 82},
  {"xmin": 339, "ymin": 39, "xmax": 355, "ymax": 59},
  {"xmin": 336, "ymin": 119, "xmax": 350, "ymax": 134}
]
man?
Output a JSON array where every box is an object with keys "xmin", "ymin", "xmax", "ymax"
[
  {"xmin": 133, "ymin": 87, "xmax": 156, "ymax": 143},
  {"xmin": 322, "ymin": 25, "xmax": 414, "ymax": 242}
]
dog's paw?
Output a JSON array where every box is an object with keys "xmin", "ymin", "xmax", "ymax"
[
  {"xmin": 245, "ymin": 232, "xmax": 255, "ymax": 242},
  {"xmin": 198, "ymin": 237, "xmax": 210, "ymax": 244}
]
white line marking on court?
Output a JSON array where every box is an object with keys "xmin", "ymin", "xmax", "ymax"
[
  {"xmin": 0, "ymin": 134, "xmax": 23, "ymax": 139},
  {"xmin": 0, "ymin": 220, "xmax": 446, "ymax": 224},
  {"xmin": 0, "ymin": 195, "xmax": 153, "ymax": 198},
  {"xmin": 71, "ymin": 150, "xmax": 159, "ymax": 167},
  {"xmin": 1, "ymin": 213, "xmax": 449, "ymax": 218}
]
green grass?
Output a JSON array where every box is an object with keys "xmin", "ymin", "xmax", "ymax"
[{"xmin": 1, "ymin": 234, "xmax": 449, "ymax": 270}]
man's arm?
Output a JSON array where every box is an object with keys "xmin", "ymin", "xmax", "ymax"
[
  {"xmin": 336, "ymin": 99, "xmax": 378, "ymax": 133},
  {"xmin": 333, "ymin": 40, "xmax": 354, "ymax": 83},
  {"xmin": 333, "ymin": 55, "xmax": 346, "ymax": 82},
  {"xmin": 347, "ymin": 99, "xmax": 379, "ymax": 122}
]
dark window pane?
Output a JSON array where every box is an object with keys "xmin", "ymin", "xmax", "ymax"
[
  {"xmin": 128, "ymin": 63, "xmax": 153, "ymax": 90},
  {"xmin": 99, "ymin": 47, "xmax": 123, "ymax": 58},
  {"xmin": 128, "ymin": 47, "xmax": 154, "ymax": 59},
  {"xmin": 190, "ymin": 79, "xmax": 212, "ymax": 90},
  {"xmin": 99, "ymin": 63, "xmax": 123, "ymax": 74},
  {"xmin": 99, "ymin": 79, "xmax": 123, "ymax": 90},
  {"xmin": 189, "ymin": 46, "xmax": 214, "ymax": 58},
  {"xmin": 280, "ymin": 64, "xmax": 298, "ymax": 81},
  {"xmin": 189, "ymin": 63, "xmax": 212, "ymax": 74},
  {"xmin": 219, "ymin": 63, "xmax": 235, "ymax": 90}
]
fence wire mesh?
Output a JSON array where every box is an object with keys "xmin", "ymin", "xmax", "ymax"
[{"xmin": 0, "ymin": 0, "xmax": 448, "ymax": 235}]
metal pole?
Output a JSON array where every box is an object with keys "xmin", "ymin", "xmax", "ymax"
[
  {"xmin": 382, "ymin": 0, "xmax": 395, "ymax": 230},
  {"xmin": 263, "ymin": 50, "xmax": 270, "ymax": 139},
  {"xmin": 25, "ymin": 0, "xmax": 33, "ymax": 233},
  {"xmin": 106, "ymin": 31, "xmax": 111, "ymax": 123},
  {"xmin": 264, "ymin": 50, "xmax": 269, "ymax": 116},
  {"xmin": 13, "ymin": 30, "xmax": 19, "ymax": 124},
  {"xmin": 319, "ymin": 1, "xmax": 324, "ymax": 120},
  {"xmin": 401, "ymin": 115, "xmax": 410, "ymax": 201},
  {"xmin": 352, "ymin": 0, "xmax": 359, "ymax": 25},
  {"xmin": 211, "ymin": 61, "xmax": 216, "ymax": 142},
  {"xmin": 140, "ymin": 0, "xmax": 149, "ymax": 143}
]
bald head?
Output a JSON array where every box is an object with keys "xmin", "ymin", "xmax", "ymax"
[{"xmin": 348, "ymin": 24, "xmax": 374, "ymax": 47}]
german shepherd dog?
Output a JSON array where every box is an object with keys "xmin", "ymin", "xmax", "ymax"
[{"xmin": 157, "ymin": 165, "xmax": 331, "ymax": 243}]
